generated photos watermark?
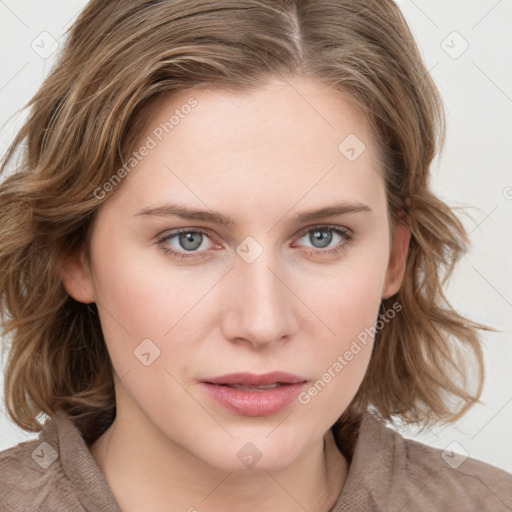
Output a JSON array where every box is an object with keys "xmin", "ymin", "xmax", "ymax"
[
  {"xmin": 93, "ymin": 97, "xmax": 198, "ymax": 200},
  {"xmin": 298, "ymin": 301, "xmax": 402, "ymax": 405}
]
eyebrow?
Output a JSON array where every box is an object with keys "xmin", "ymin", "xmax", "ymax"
[{"xmin": 133, "ymin": 201, "xmax": 372, "ymax": 228}]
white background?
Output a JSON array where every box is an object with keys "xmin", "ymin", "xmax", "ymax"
[{"xmin": 1, "ymin": 0, "xmax": 511, "ymax": 474}]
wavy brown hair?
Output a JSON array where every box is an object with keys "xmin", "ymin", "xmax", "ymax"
[{"xmin": 0, "ymin": 0, "xmax": 491, "ymax": 445}]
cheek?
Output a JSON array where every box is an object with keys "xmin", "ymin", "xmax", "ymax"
[
  {"xmin": 293, "ymin": 238, "xmax": 389, "ymax": 402},
  {"xmin": 87, "ymin": 230, "xmax": 229, "ymax": 396},
  {"xmin": 305, "ymin": 270, "xmax": 381, "ymax": 378},
  {"xmin": 89, "ymin": 211, "xmax": 389, "ymax": 376},
  {"xmin": 304, "ymin": 243, "xmax": 389, "ymax": 347},
  {"xmin": 89, "ymin": 229, "xmax": 214, "ymax": 338},
  {"xmin": 294, "ymin": 270, "xmax": 384, "ymax": 421}
]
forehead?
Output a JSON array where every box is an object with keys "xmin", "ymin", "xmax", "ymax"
[
  {"xmin": 107, "ymin": 76, "xmax": 386, "ymax": 220},
  {"xmin": 146, "ymin": 76, "xmax": 378, "ymax": 159}
]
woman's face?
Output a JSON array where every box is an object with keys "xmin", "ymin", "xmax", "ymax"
[{"xmin": 64, "ymin": 76, "xmax": 409, "ymax": 472}]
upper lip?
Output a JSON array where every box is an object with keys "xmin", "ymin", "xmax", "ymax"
[{"xmin": 203, "ymin": 372, "xmax": 307, "ymax": 386}]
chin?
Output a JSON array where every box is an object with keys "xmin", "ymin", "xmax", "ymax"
[{"xmin": 196, "ymin": 433, "xmax": 308, "ymax": 474}]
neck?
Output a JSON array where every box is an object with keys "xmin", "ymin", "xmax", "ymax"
[{"xmin": 89, "ymin": 408, "xmax": 348, "ymax": 512}]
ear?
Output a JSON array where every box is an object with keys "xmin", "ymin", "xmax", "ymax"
[
  {"xmin": 59, "ymin": 251, "xmax": 95, "ymax": 303},
  {"xmin": 382, "ymin": 215, "xmax": 411, "ymax": 300}
]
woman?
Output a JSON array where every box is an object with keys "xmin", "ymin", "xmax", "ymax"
[{"xmin": 0, "ymin": 1, "xmax": 510, "ymax": 511}]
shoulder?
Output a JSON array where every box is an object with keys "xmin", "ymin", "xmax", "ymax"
[
  {"xmin": 399, "ymin": 432, "xmax": 512, "ymax": 509},
  {"xmin": 0, "ymin": 417, "xmax": 86, "ymax": 511},
  {"xmin": 336, "ymin": 412, "xmax": 512, "ymax": 511}
]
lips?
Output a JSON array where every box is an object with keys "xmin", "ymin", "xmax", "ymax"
[
  {"xmin": 222, "ymin": 383, "xmax": 281, "ymax": 391},
  {"xmin": 200, "ymin": 372, "xmax": 308, "ymax": 416},
  {"xmin": 204, "ymin": 371, "xmax": 306, "ymax": 386}
]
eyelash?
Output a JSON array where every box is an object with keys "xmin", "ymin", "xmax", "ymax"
[{"xmin": 157, "ymin": 225, "xmax": 353, "ymax": 261}]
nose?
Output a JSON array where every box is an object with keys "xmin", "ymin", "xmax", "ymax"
[{"xmin": 220, "ymin": 249, "xmax": 298, "ymax": 350}]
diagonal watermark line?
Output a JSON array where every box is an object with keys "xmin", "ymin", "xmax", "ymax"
[
  {"xmin": 266, "ymin": 265, "xmax": 336, "ymax": 336},
  {"xmin": 164, "ymin": 163, "xmax": 235, "ymax": 235},
  {"xmin": 422, "ymin": 61, "xmax": 439, "ymax": 82},
  {"xmin": 470, "ymin": 266, "xmax": 512, "ymax": 309},
  {"xmin": 61, "ymin": 6, "xmax": 82, "ymax": 31},
  {"xmin": 113, "ymin": 368, "xmax": 132, "ymax": 387},
  {"xmin": 265, "ymin": 471, "xmax": 310, "ymax": 512},
  {"xmin": 274, "ymin": 71, "xmax": 336, "ymax": 131},
  {"xmin": 200, "ymin": 471, "xmax": 233, "ymax": 502},
  {"xmin": 471, "ymin": 397, "xmax": 512, "ymax": 439},
  {"xmin": 397, "ymin": 472, "xmax": 439, "ymax": 511},
  {"xmin": 466, "ymin": 469, "xmax": 512, "ymax": 510},
  {"xmin": 163, "ymin": 267, "xmax": 234, "ymax": 336},
  {"xmin": 2, "ymin": 474, "xmax": 25, "ymax": 500},
  {"xmin": 471, "ymin": 0, "xmax": 503, "ymax": 30},
  {"xmin": 402, "ymin": 421, "xmax": 441, "ymax": 441},
  {"xmin": 469, "ymin": 204, "xmax": 499, "ymax": 234},
  {"xmin": 0, "ymin": 62, "xmax": 29, "ymax": 92},
  {"xmin": 0, "ymin": 0, "xmax": 29, "ymax": 29},
  {"xmin": 64, "ymin": 269, "xmax": 132, "ymax": 336},
  {"xmin": 472, "ymin": 62, "xmax": 512, "ymax": 104},
  {"xmin": 265, "ymin": 410, "xmax": 294, "ymax": 438},
  {"xmin": 163, "ymin": 367, "xmax": 234, "ymax": 438},
  {"xmin": 266, "ymin": 163, "xmax": 337, "ymax": 234},
  {"xmin": 210, "ymin": 86, "xmax": 244, "ymax": 110},
  {"xmin": 408, "ymin": 0, "xmax": 439, "ymax": 29}
]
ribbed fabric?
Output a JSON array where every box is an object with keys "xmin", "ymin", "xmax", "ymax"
[
  {"xmin": 1, "ymin": 412, "xmax": 121, "ymax": 512},
  {"xmin": 1, "ymin": 411, "xmax": 511, "ymax": 511}
]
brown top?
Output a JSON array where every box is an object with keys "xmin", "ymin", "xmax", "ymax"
[{"xmin": 1, "ymin": 411, "xmax": 511, "ymax": 511}]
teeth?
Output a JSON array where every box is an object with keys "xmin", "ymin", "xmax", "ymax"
[{"xmin": 228, "ymin": 383, "xmax": 282, "ymax": 391}]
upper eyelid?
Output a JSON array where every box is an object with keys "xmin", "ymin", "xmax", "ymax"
[
  {"xmin": 291, "ymin": 225, "xmax": 351, "ymax": 247},
  {"xmin": 295, "ymin": 224, "xmax": 351, "ymax": 237},
  {"xmin": 158, "ymin": 224, "xmax": 351, "ymax": 247}
]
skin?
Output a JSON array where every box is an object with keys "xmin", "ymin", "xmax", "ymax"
[{"xmin": 62, "ymin": 76, "xmax": 410, "ymax": 512}]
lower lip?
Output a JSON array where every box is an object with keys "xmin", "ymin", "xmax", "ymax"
[{"xmin": 200, "ymin": 382, "xmax": 307, "ymax": 416}]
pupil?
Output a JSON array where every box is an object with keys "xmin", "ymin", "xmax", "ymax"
[
  {"xmin": 180, "ymin": 232, "xmax": 202, "ymax": 251},
  {"xmin": 311, "ymin": 229, "xmax": 332, "ymax": 249}
]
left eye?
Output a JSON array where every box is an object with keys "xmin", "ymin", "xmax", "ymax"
[
  {"xmin": 159, "ymin": 230, "xmax": 215, "ymax": 255},
  {"xmin": 295, "ymin": 226, "xmax": 349, "ymax": 250}
]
